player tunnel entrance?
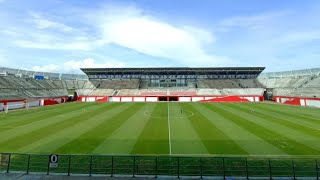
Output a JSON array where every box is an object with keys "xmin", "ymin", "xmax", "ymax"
[
  {"xmin": 169, "ymin": 97, "xmax": 178, "ymax": 101},
  {"xmin": 158, "ymin": 97, "xmax": 167, "ymax": 101},
  {"xmin": 158, "ymin": 96, "xmax": 178, "ymax": 101}
]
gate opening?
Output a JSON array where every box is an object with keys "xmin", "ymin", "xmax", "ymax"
[
  {"xmin": 169, "ymin": 97, "xmax": 178, "ymax": 101},
  {"xmin": 159, "ymin": 97, "xmax": 167, "ymax": 101}
]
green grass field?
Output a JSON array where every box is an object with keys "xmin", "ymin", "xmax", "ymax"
[{"xmin": 1, "ymin": 102, "xmax": 320, "ymax": 156}]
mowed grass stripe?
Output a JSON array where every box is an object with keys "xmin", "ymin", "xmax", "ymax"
[
  {"xmin": 0, "ymin": 103, "xmax": 105, "ymax": 143},
  {"xmin": 131, "ymin": 103, "xmax": 169, "ymax": 155},
  {"xmin": 261, "ymin": 102, "xmax": 320, "ymax": 115},
  {"xmin": 209, "ymin": 103, "xmax": 320, "ymax": 155},
  {"xmin": 232, "ymin": 103, "xmax": 320, "ymax": 137},
  {"xmin": 180, "ymin": 103, "xmax": 248, "ymax": 155},
  {"xmin": 197, "ymin": 103, "xmax": 286, "ymax": 155},
  {"xmin": 93, "ymin": 103, "xmax": 157, "ymax": 154},
  {"xmin": 246, "ymin": 103, "xmax": 320, "ymax": 128},
  {"xmin": 258, "ymin": 103, "xmax": 320, "ymax": 123},
  {"xmin": 169, "ymin": 103, "xmax": 209, "ymax": 154},
  {"xmin": 222, "ymin": 103, "xmax": 320, "ymax": 151},
  {"xmin": 0, "ymin": 103, "xmax": 88, "ymax": 128},
  {"xmin": 19, "ymin": 103, "xmax": 133, "ymax": 154},
  {"xmin": 56, "ymin": 103, "xmax": 145, "ymax": 154},
  {"xmin": 0, "ymin": 103, "xmax": 119, "ymax": 152}
]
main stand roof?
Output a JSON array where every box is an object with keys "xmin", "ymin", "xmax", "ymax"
[{"xmin": 81, "ymin": 67, "xmax": 265, "ymax": 79}]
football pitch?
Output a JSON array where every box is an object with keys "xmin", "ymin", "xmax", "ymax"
[{"xmin": 0, "ymin": 102, "xmax": 320, "ymax": 156}]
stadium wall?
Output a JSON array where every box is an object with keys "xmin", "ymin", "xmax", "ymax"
[
  {"xmin": 77, "ymin": 95, "xmax": 263, "ymax": 103},
  {"xmin": 274, "ymin": 96, "xmax": 320, "ymax": 108},
  {"xmin": 0, "ymin": 96, "xmax": 68, "ymax": 111}
]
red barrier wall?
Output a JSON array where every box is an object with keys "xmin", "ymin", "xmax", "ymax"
[
  {"xmin": 0, "ymin": 96, "xmax": 68, "ymax": 111},
  {"xmin": 96, "ymin": 96, "xmax": 108, "ymax": 102},
  {"xmin": 78, "ymin": 95, "xmax": 263, "ymax": 102},
  {"xmin": 273, "ymin": 96, "xmax": 320, "ymax": 107},
  {"xmin": 43, "ymin": 99, "xmax": 59, "ymax": 106}
]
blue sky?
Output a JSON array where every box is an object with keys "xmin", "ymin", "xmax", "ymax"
[{"xmin": 0, "ymin": 0, "xmax": 320, "ymax": 73}]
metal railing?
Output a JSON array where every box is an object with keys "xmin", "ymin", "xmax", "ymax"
[{"xmin": 0, "ymin": 153, "xmax": 319, "ymax": 179}]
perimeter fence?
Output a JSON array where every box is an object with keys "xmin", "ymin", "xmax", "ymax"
[{"xmin": 0, "ymin": 153, "xmax": 319, "ymax": 179}]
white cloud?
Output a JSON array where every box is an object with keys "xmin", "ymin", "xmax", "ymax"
[
  {"xmin": 31, "ymin": 58, "xmax": 126, "ymax": 73},
  {"xmin": 278, "ymin": 31, "xmax": 320, "ymax": 43},
  {"xmin": 8, "ymin": 11, "xmax": 92, "ymax": 50},
  {"xmin": 219, "ymin": 11, "xmax": 290, "ymax": 31},
  {"xmin": 14, "ymin": 40, "xmax": 91, "ymax": 50},
  {"xmin": 94, "ymin": 5, "xmax": 228, "ymax": 66},
  {"xmin": 5, "ymin": 4, "xmax": 231, "ymax": 66},
  {"xmin": 29, "ymin": 12, "xmax": 73, "ymax": 32},
  {"xmin": 31, "ymin": 64, "xmax": 59, "ymax": 73}
]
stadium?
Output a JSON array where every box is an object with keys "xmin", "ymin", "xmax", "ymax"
[
  {"xmin": 0, "ymin": 66, "xmax": 320, "ymax": 179},
  {"xmin": 1, "ymin": 0, "xmax": 320, "ymax": 179}
]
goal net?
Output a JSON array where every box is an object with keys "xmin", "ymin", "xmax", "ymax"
[
  {"xmin": 2, "ymin": 103, "xmax": 29, "ymax": 113},
  {"xmin": 1, "ymin": 99, "xmax": 41, "ymax": 113}
]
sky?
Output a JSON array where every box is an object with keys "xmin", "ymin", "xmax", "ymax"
[{"xmin": 0, "ymin": 0, "xmax": 320, "ymax": 74}]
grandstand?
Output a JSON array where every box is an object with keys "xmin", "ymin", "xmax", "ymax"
[
  {"xmin": 258, "ymin": 68, "xmax": 320, "ymax": 98},
  {"xmin": 1, "ymin": 66, "xmax": 320, "ymax": 109}
]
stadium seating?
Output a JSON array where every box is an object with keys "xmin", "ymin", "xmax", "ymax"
[
  {"xmin": 0, "ymin": 89, "xmax": 25, "ymax": 100},
  {"xmin": 89, "ymin": 89, "xmax": 115, "ymax": 96},
  {"xmin": 98, "ymin": 79, "xmax": 140, "ymax": 89},
  {"xmin": 82, "ymin": 81, "xmax": 95, "ymax": 89},
  {"xmin": 223, "ymin": 88, "xmax": 265, "ymax": 96},
  {"xmin": 117, "ymin": 89, "xmax": 139, "ymax": 96},
  {"xmin": 302, "ymin": 76, "xmax": 320, "ymax": 88},
  {"xmin": 238, "ymin": 79, "xmax": 264, "ymax": 88},
  {"xmin": 198, "ymin": 79, "xmax": 241, "ymax": 88},
  {"xmin": 0, "ymin": 76, "xmax": 14, "ymax": 88},
  {"xmin": 169, "ymin": 89, "xmax": 197, "ymax": 96},
  {"xmin": 1, "ymin": 66, "xmax": 319, "ymax": 101},
  {"xmin": 197, "ymin": 89, "xmax": 222, "ymax": 95},
  {"xmin": 139, "ymin": 89, "xmax": 167, "ymax": 96}
]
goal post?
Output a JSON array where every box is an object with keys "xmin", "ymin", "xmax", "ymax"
[
  {"xmin": 2, "ymin": 99, "xmax": 42, "ymax": 113},
  {"xmin": 3, "ymin": 102, "xmax": 28, "ymax": 113}
]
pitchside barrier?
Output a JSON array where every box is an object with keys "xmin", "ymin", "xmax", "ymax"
[{"xmin": 1, "ymin": 153, "xmax": 319, "ymax": 179}]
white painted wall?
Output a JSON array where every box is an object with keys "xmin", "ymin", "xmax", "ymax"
[
  {"xmin": 7, "ymin": 101, "xmax": 25, "ymax": 110},
  {"xmin": 87, "ymin": 97, "xmax": 96, "ymax": 102},
  {"xmin": 192, "ymin": 97, "xmax": 204, "ymax": 102},
  {"xmin": 205, "ymin": 97, "xmax": 216, "ymax": 100},
  {"xmin": 146, "ymin": 97, "xmax": 158, "ymax": 102},
  {"xmin": 121, "ymin": 97, "xmax": 133, "ymax": 102},
  {"xmin": 28, "ymin": 100, "xmax": 40, "ymax": 107},
  {"xmin": 133, "ymin": 97, "xmax": 145, "ymax": 102},
  {"xmin": 109, "ymin": 97, "xmax": 121, "ymax": 102},
  {"xmin": 179, "ymin": 97, "xmax": 191, "ymax": 102},
  {"xmin": 306, "ymin": 100, "xmax": 320, "ymax": 108}
]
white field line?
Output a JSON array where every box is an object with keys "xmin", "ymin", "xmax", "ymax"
[
  {"xmin": 169, "ymin": 153, "xmax": 320, "ymax": 158},
  {"xmin": 167, "ymin": 102, "xmax": 172, "ymax": 155}
]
